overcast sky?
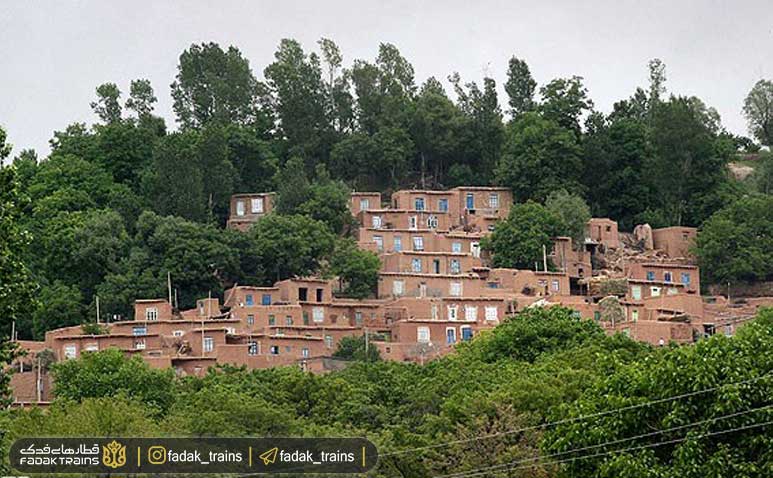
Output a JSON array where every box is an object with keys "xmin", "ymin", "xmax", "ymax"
[{"xmin": 2, "ymin": 0, "xmax": 772, "ymax": 157}]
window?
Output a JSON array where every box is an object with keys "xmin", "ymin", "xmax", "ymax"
[
  {"xmin": 302, "ymin": 312, "xmax": 309, "ymax": 325},
  {"xmin": 394, "ymin": 236, "xmax": 402, "ymax": 252},
  {"xmin": 133, "ymin": 326, "xmax": 147, "ymax": 336},
  {"xmin": 667, "ymin": 287, "xmax": 678, "ymax": 296},
  {"xmin": 646, "ymin": 271, "xmax": 655, "ymax": 281},
  {"xmin": 325, "ymin": 335, "xmax": 333, "ymax": 348},
  {"xmin": 248, "ymin": 341, "xmax": 258, "ymax": 356},
  {"xmin": 438, "ymin": 198, "xmax": 448, "ymax": 212},
  {"xmin": 316, "ymin": 288, "xmax": 323, "ymax": 302},
  {"xmin": 302, "ymin": 347, "xmax": 310, "ymax": 358},
  {"xmin": 413, "ymin": 236, "xmax": 424, "ymax": 251},
  {"xmin": 203, "ymin": 337, "xmax": 214, "ymax": 353},
  {"xmin": 681, "ymin": 273, "xmax": 691, "ymax": 286},
  {"xmin": 446, "ymin": 327, "xmax": 457, "ymax": 345},
  {"xmin": 631, "ymin": 285, "xmax": 642, "ymax": 300},
  {"xmin": 374, "ymin": 235, "xmax": 384, "ymax": 252},
  {"xmin": 285, "ymin": 316, "xmax": 293, "ymax": 325},
  {"xmin": 134, "ymin": 339, "xmax": 146, "ymax": 350},
  {"xmin": 432, "ymin": 259, "xmax": 441, "ymax": 274},
  {"xmin": 461, "ymin": 326, "xmax": 473, "ymax": 341},
  {"xmin": 489, "ymin": 193, "xmax": 499, "ymax": 208},
  {"xmin": 466, "ymin": 193, "xmax": 474, "ymax": 209},
  {"xmin": 664, "ymin": 271, "xmax": 673, "ymax": 283},
  {"xmin": 393, "ymin": 280, "xmax": 405, "ymax": 296},
  {"xmin": 412, "ymin": 258, "xmax": 423, "ymax": 273},
  {"xmin": 236, "ymin": 200, "xmax": 245, "ymax": 216},
  {"xmin": 427, "ymin": 215, "xmax": 438, "ymax": 229},
  {"xmin": 631, "ymin": 310, "xmax": 639, "ymax": 322},
  {"xmin": 431, "ymin": 303, "xmax": 438, "ymax": 320},
  {"xmin": 285, "ymin": 346, "xmax": 291, "ymax": 353},
  {"xmin": 594, "ymin": 311, "xmax": 601, "ymax": 321},
  {"xmin": 246, "ymin": 314, "xmax": 254, "ymax": 326},
  {"xmin": 651, "ymin": 286, "xmax": 662, "ymax": 297},
  {"xmin": 251, "ymin": 197, "xmax": 264, "ymax": 213},
  {"xmin": 450, "ymin": 282, "xmax": 462, "ymax": 297},
  {"xmin": 415, "ymin": 197, "xmax": 425, "ymax": 211},
  {"xmin": 417, "ymin": 327, "xmax": 430, "ymax": 343},
  {"xmin": 448, "ymin": 305, "xmax": 458, "ymax": 321},
  {"xmin": 465, "ymin": 305, "xmax": 477, "ymax": 321},
  {"xmin": 409, "ymin": 216, "xmax": 418, "ymax": 229},
  {"xmin": 260, "ymin": 294, "xmax": 271, "ymax": 306},
  {"xmin": 270, "ymin": 345, "xmax": 279, "ymax": 355},
  {"xmin": 312, "ymin": 307, "xmax": 324, "ymax": 323},
  {"xmin": 173, "ymin": 330, "xmax": 184, "ymax": 337},
  {"xmin": 63, "ymin": 344, "xmax": 77, "ymax": 359},
  {"xmin": 485, "ymin": 306, "xmax": 498, "ymax": 322},
  {"xmin": 268, "ymin": 315, "xmax": 275, "ymax": 326},
  {"xmin": 245, "ymin": 294, "xmax": 254, "ymax": 306},
  {"xmin": 551, "ymin": 280, "xmax": 560, "ymax": 292},
  {"xmin": 360, "ymin": 198, "xmax": 370, "ymax": 210},
  {"xmin": 450, "ymin": 259, "xmax": 461, "ymax": 274},
  {"xmin": 84, "ymin": 343, "xmax": 98, "ymax": 352},
  {"xmin": 298, "ymin": 288, "xmax": 308, "ymax": 301},
  {"xmin": 452, "ymin": 242, "xmax": 462, "ymax": 253},
  {"xmin": 145, "ymin": 307, "xmax": 158, "ymax": 321},
  {"xmin": 471, "ymin": 242, "xmax": 480, "ymax": 258},
  {"xmin": 355, "ymin": 311, "xmax": 363, "ymax": 325},
  {"xmin": 724, "ymin": 325, "xmax": 734, "ymax": 336},
  {"xmin": 226, "ymin": 327, "xmax": 236, "ymax": 335},
  {"xmin": 372, "ymin": 215, "xmax": 382, "ymax": 228}
]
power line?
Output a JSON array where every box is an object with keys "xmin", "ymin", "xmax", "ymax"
[
  {"xmin": 434, "ymin": 403, "xmax": 773, "ymax": 478},
  {"xmin": 381, "ymin": 371, "xmax": 772, "ymax": 457},
  {"xmin": 438, "ymin": 419, "xmax": 773, "ymax": 478}
]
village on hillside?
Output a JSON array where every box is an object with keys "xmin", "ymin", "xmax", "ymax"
[{"xmin": 10, "ymin": 187, "xmax": 772, "ymax": 405}]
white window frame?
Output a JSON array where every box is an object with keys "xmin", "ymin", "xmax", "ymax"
[
  {"xmin": 464, "ymin": 305, "xmax": 478, "ymax": 321},
  {"xmin": 460, "ymin": 325, "xmax": 473, "ymax": 341},
  {"xmin": 450, "ymin": 259, "xmax": 461, "ymax": 274},
  {"xmin": 449, "ymin": 282, "xmax": 462, "ymax": 297},
  {"xmin": 203, "ymin": 336, "xmax": 214, "ymax": 352},
  {"xmin": 325, "ymin": 335, "xmax": 333, "ymax": 348},
  {"xmin": 409, "ymin": 216, "xmax": 418, "ymax": 230},
  {"xmin": 145, "ymin": 307, "xmax": 158, "ymax": 321},
  {"xmin": 631, "ymin": 309, "xmax": 639, "ymax": 322},
  {"xmin": 312, "ymin": 307, "xmax": 325, "ymax": 323},
  {"xmin": 394, "ymin": 235, "xmax": 402, "ymax": 252},
  {"xmin": 134, "ymin": 338, "xmax": 146, "ymax": 350},
  {"xmin": 431, "ymin": 303, "xmax": 438, "ymax": 320},
  {"xmin": 452, "ymin": 242, "xmax": 462, "ymax": 253},
  {"xmin": 413, "ymin": 236, "xmax": 424, "ymax": 251},
  {"xmin": 411, "ymin": 258, "xmax": 422, "ymax": 273},
  {"xmin": 236, "ymin": 200, "xmax": 245, "ymax": 216},
  {"xmin": 485, "ymin": 306, "xmax": 498, "ymax": 322},
  {"xmin": 251, "ymin": 197, "xmax": 264, "ymax": 213},
  {"xmin": 372, "ymin": 215, "xmax": 382, "ymax": 228},
  {"xmin": 63, "ymin": 344, "xmax": 77, "ymax": 359},
  {"xmin": 374, "ymin": 235, "xmax": 384, "ymax": 252},
  {"xmin": 651, "ymin": 286, "xmax": 662, "ymax": 297},
  {"xmin": 427, "ymin": 215, "xmax": 438, "ymax": 229},
  {"xmin": 551, "ymin": 279, "xmax": 560, "ymax": 292},
  {"xmin": 446, "ymin": 327, "xmax": 457, "ymax": 345},
  {"xmin": 489, "ymin": 193, "xmax": 499, "ymax": 208},
  {"xmin": 471, "ymin": 242, "xmax": 480, "ymax": 258},
  {"xmin": 393, "ymin": 280, "xmax": 405, "ymax": 296},
  {"xmin": 359, "ymin": 198, "xmax": 370, "ymax": 211},
  {"xmin": 302, "ymin": 347, "xmax": 310, "ymax": 358},
  {"xmin": 248, "ymin": 341, "xmax": 259, "ymax": 356},
  {"xmin": 84, "ymin": 343, "xmax": 99, "ymax": 352},
  {"xmin": 417, "ymin": 326, "xmax": 430, "ymax": 343},
  {"xmin": 448, "ymin": 305, "xmax": 459, "ymax": 321},
  {"xmin": 631, "ymin": 285, "xmax": 642, "ymax": 301},
  {"xmin": 172, "ymin": 330, "xmax": 184, "ymax": 337}
]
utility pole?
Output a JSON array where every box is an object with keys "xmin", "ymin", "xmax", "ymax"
[
  {"xmin": 167, "ymin": 271, "xmax": 173, "ymax": 305},
  {"xmin": 202, "ymin": 291, "xmax": 210, "ymax": 356},
  {"xmin": 96, "ymin": 295, "xmax": 100, "ymax": 324},
  {"xmin": 36, "ymin": 357, "xmax": 42, "ymax": 403},
  {"xmin": 543, "ymin": 245, "xmax": 548, "ymax": 272},
  {"xmin": 10, "ymin": 320, "xmax": 15, "ymax": 342},
  {"xmin": 364, "ymin": 327, "xmax": 369, "ymax": 360}
]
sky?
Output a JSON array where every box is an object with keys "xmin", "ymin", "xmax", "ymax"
[{"xmin": 1, "ymin": 0, "xmax": 772, "ymax": 157}]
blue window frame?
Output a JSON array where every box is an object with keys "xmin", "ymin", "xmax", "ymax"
[
  {"xmin": 646, "ymin": 271, "xmax": 655, "ymax": 281},
  {"xmin": 466, "ymin": 193, "xmax": 474, "ymax": 209},
  {"xmin": 132, "ymin": 326, "xmax": 147, "ymax": 336},
  {"xmin": 411, "ymin": 258, "xmax": 422, "ymax": 272},
  {"xmin": 245, "ymin": 294, "xmax": 254, "ymax": 306},
  {"xmin": 415, "ymin": 198, "xmax": 425, "ymax": 210},
  {"xmin": 461, "ymin": 328, "xmax": 473, "ymax": 341},
  {"xmin": 261, "ymin": 294, "xmax": 272, "ymax": 305},
  {"xmin": 681, "ymin": 273, "xmax": 691, "ymax": 285},
  {"xmin": 394, "ymin": 236, "xmax": 402, "ymax": 252},
  {"xmin": 438, "ymin": 198, "xmax": 449, "ymax": 212},
  {"xmin": 446, "ymin": 328, "xmax": 456, "ymax": 344}
]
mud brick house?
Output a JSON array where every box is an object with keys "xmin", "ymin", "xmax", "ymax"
[{"xmin": 12, "ymin": 185, "xmax": 763, "ymax": 404}]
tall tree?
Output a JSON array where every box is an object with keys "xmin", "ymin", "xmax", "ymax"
[
  {"xmin": 145, "ymin": 132, "xmax": 206, "ymax": 221},
  {"xmin": 171, "ymin": 42, "xmax": 267, "ymax": 129},
  {"xmin": 0, "ymin": 129, "xmax": 37, "ymax": 338},
  {"xmin": 545, "ymin": 189, "xmax": 591, "ymax": 248},
  {"xmin": 90, "ymin": 83, "xmax": 122, "ymax": 124},
  {"xmin": 495, "ymin": 112, "xmax": 583, "ymax": 202},
  {"xmin": 124, "ymin": 79, "xmax": 157, "ymax": 120},
  {"xmin": 743, "ymin": 79, "xmax": 773, "ymax": 147},
  {"xmin": 538, "ymin": 76, "xmax": 593, "ymax": 135},
  {"xmin": 504, "ymin": 56, "xmax": 537, "ymax": 118}
]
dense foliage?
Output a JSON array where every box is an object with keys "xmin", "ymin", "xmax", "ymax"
[
  {"xmin": 3, "ymin": 307, "xmax": 772, "ymax": 476},
  {"xmin": 0, "ymin": 39, "xmax": 768, "ymax": 337}
]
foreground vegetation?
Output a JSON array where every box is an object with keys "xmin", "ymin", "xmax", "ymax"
[{"xmin": 1, "ymin": 306, "xmax": 771, "ymax": 477}]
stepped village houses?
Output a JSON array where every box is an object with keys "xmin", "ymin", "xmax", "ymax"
[{"xmin": 10, "ymin": 187, "xmax": 770, "ymax": 404}]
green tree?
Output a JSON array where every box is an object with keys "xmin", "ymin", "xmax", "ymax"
[
  {"xmin": 751, "ymin": 151, "xmax": 773, "ymax": 195},
  {"xmin": 481, "ymin": 201, "xmax": 564, "ymax": 269},
  {"xmin": 197, "ymin": 125, "xmax": 237, "ymax": 224},
  {"xmin": 32, "ymin": 282, "xmax": 84, "ymax": 339},
  {"xmin": 51, "ymin": 349, "xmax": 176, "ymax": 414},
  {"xmin": 694, "ymin": 195, "xmax": 773, "ymax": 284},
  {"xmin": 171, "ymin": 42, "xmax": 267, "ymax": 129},
  {"xmin": 504, "ymin": 56, "xmax": 537, "ymax": 117},
  {"xmin": 743, "ymin": 79, "xmax": 773, "ymax": 146},
  {"xmin": 90, "ymin": 83, "xmax": 122, "ymax": 124},
  {"xmin": 333, "ymin": 335, "xmax": 381, "ymax": 362},
  {"xmin": 545, "ymin": 189, "xmax": 591, "ymax": 248},
  {"xmin": 0, "ymin": 133, "xmax": 37, "ymax": 338},
  {"xmin": 125, "ymin": 78, "xmax": 157, "ymax": 120},
  {"xmin": 330, "ymin": 239, "xmax": 380, "ymax": 299},
  {"xmin": 226, "ymin": 125, "xmax": 279, "ymax": 193},
  {"xmin": 538, "ymin": 76, "xmax": 593, "ymax": 135},
  {"xmin": 145, "ymin": 132, "xmax": 206, "ymax": 221},
  {"xmin": 495, "ymin": 112, "xmax": 583, "ymax": 202},
  {"xmin": 250, "ymin": 214, "xmax": 336, "ymax": 283}
]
